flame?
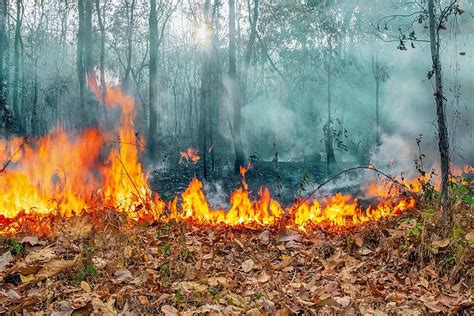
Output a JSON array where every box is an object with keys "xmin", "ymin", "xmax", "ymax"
[
  {"xmin": 1, "ymin": 81, "xmax": 470, "ymax": 236},
  {"xmin": 179, "ymin": 148, "xmax": 200, "ymax": 164}
]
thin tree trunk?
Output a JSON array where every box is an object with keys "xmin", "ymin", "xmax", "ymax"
[
  {"xmin": 242, "ymin": 0, "xmax": 259, "ymax": 105},
  {"xmin": 124, "ymin": 0, "xmax": 135, "ymax": 89},
  {"xmin": 229, "ymin": 0, "xmax": 244, "ymax": 173},
  {"xmin": 148, "ymin": 0, "xmax": 159, "ymax": 158},
  {"xmin": 324, "ymin": 51, "xmax": 336, "ymax": 173},
  {"xmin": 428, "ymin": 0, "xmax": 450, "ymax": 230},
  {"xmin": 12, "ymin": 0, "xmax": 23, "ymax": 134},
  {"xmin": 77, "ymin": 0, "xmax": 85, "ymax": 109},
  {"xmin": 95, "ymin": 0, "xmax": 106, "ymax": 105}
]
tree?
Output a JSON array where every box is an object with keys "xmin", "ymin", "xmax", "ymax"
[
  {"xmin": 371, "ymin": 55, "xmax": 389, "ymax": 146},
  {"xmin": 229, "ymin": 0, "xmax": 244, "ymax": 172},
  {"xmin": 376, "ymin": 0, "xmax": 464, "ymax": 233},
  {"xmin": 427, "ymin": 0, "xmax": 452, "ymax": 230},
  {"xmin": 148, "ymin": 0, "xmax": 159, "ymax": 158}
]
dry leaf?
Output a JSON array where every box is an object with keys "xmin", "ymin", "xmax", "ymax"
[
  {"xmin": 465, "ymin": 230, "xmax": 474, "ymax": 242},
  {"xmin": 258, "ymin": 271, "xmax": 270, "ymax": 283},
  {"xmin": 25, "ymin": 247, "xmax": 56, "ymax": 265},
  {"xmin": 161, "ymin": 305, "xmax": 178, "ymax": 316},
  {"xmin": 334, "ymin": 296, "xmax": 351, "ymax": 308},
  {"xmin": 0, "ymin": 251, "xmax": 14, "ymax": 272},
  {"xmin": 114, "ymin": 268, "xmax": 133, "ymax": 284},
  {"xmin": 432, "ymin": 239, "xmax": 450, "ymax": 249},
  {"xmin": 37, "ymin": 259, "xmax": 76, "ymax": 279},
  {"xmin": 20, "ymin": 273, "xmax": 35, "ymax": 283},
  {"xmin": 91, "ymin": 297, "xmax": 117, "ymax": 316},
  {"xmin": 273, "ymin": 257, "xmax": 294, "ymax": 270},
  {"xmin": 242, "ymin": 259, "xmax": 255, "ymax": 272},
  {"xmin": 81, "ymin": 281, "xmax": 91, "ymax": 293},
  {"xmin": 6, "ymin": 289, "xmax": 22, "ymax": 302}
]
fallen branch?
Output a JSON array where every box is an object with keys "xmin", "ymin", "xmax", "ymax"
[
  {"xmin": 115, "ymin": 155, "xmax": 146, "ymax": 205},
  {"xmin": 0, "ymin": 134, "xmax": 31, "ymax": 173},
  {"xmin": 297, "ymin": 165, "xmax": 417, "ymax": 207}
]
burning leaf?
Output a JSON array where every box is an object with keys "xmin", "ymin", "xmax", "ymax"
[{"xmin": 242, "ymin": 259, "xmax": 255, "ymax": 272}]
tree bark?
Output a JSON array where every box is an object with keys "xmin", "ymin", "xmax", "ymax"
[
  {"xmin": 324, "ymin": 50, "xmax": 336, "ymax": 173},
  {"xmin": 124, "ymin": 0, "xmax": 135, "ymax": 89},
  {"xmin": 12, "ymin": 0, "xmax": 23, "ymax": 134},
  {"xmin": 428, "ymin": 0, "xmax": 450, "ymax": 230},
  {"xmin": 148, "ymin": 0, "xmax": 159, "ymax": 158},
  {"xmin": 77, "ymin": 0, "xmax": 86, "ymax": 109},
  {"xmin": 229, "ymin": 0, "xmax": 245, "ymax": 173},
  {"xmin": 242, "ymin": 0, "xmax": 259, "ymax": 105},
  {"xmin": 95, "ymin": 0, "xmax": 106, "ymax": 105}
]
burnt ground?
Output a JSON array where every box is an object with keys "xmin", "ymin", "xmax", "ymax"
[{"xmin": 149, "ymin": 160, "xmax": 326, "ymax": 207}]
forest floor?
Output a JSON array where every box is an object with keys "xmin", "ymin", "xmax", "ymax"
[
  {"xmin": 0, "ymin": 202, "xmax": 472, "ymax": 315},
  {"xmin": 1, "ymin": 162, "xmax": 473, "ymax": 315}
]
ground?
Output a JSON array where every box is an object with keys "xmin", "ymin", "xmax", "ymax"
[{"xmin": 0, "ymin": 204, "xmax": 472, "ymax": 315}]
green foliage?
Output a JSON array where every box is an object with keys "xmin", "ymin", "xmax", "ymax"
[
  {"xmin": 7, "ymin": 238, "xmax": 24, "ymax": 256},
  {"xmin": 298, "ymin": 171, "xmax": 311, "ymax": 196},
  {"xmin": 174, "ymin": 289, "xmax": 184, "ymax": 305},
  {"xmin": 162, "ymin": 243, "xmax": 171, "ymax": 255},
  {"xmin": 450, "ymin": 178, "xmax": 473, "ymax": 205}
]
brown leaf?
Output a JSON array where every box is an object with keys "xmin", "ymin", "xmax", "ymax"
[
  {"xmin": 114, "ymin": 268, "xmax": 133, "ymax": 284},
  {"xmin": 37, "ymin": 259, "xmax": 77, "ymax": 279},
  {"xmin": 432, "ymin": 239, "xmax": 450, "ymax": 249},
  {"xmin": 6, "ymin": 289, "xmax": 22, "ymax": 303},
  {"xmin": 81, "ymin": 281, "xmax": 91, "ymax": 293},
  {"xmin": 242, "ymin": 259, "xmax": 255, "ymax": 272},
  {"xmin": 161, "ymin": 305, "xmax": 178, "ymax": 316},
  {"xmin": 0, "ymin": 251, "xmax": 14, "ymax": 272},
  {"xmin": 334, "ymin": 296, "xmax": 351, "ymax": 308},
  {"xmin": 258, "ymin": 271, "xmax": 271, "ymax": 283},
  {"xmin": 273, "ymin": 257, "xmax": 294, "ymax": 270}
]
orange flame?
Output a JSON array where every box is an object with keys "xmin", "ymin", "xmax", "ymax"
[{"xmin": 179, "ymin": 148, "xmax": 200, "ymax": 164}]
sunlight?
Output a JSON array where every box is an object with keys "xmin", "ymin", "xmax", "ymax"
[{"xmin": 194, "ymin": 23, "xmax": 211, "ymax": 45}]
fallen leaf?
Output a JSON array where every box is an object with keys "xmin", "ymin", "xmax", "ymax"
[
  {"xmin": 242, "ymin": 259, "xmax": 255, "ymax": 272},
  {"xmin": 432, "ymin": 239, "xmax": 450, "ymax": 249},
  {"xmin": 91, "ymin": 297, "xmax": 117, "ymax": 316},
  {"xmin": 25, "ymin": 247, "xmax": 56, "ymax": 265},
  {"xmin": 161, "ymin": 305, "xmax": 178, "ymax": 316},
  {"xmin": 246, "ymin": 308, "xmax": 260, "ymax": 316},
  {"xmin": 273, "ymin": 257, "xmax": 294, "ymax": 270},
  {"xmin": 465, "ymin": 230, "xmax": 474, "ymax": 242},
  {"xmin": 177, "ymin": 281, "xmax": 207, "ymax": 293},
  {"xmin": 258, "ymin": 271, "xmax": 270, "ymax": 283},
  {"xmin": 208, "ymin": 276, "xmax": 228, "ymax": 287},
  {"xmin": 0, "ymin": 251, "xmax": 14, "ymax": 272},
  {"xmin": 114, "ymin": 268, "xmax": 133, "ymax": 284},
  {"xmin": 334, "ymin": 296, "xmax": 351, "ymax": 308},
  {"xmin": 259, "ymin": 230, "xmax": 270, "ymax": 245},
  {"xmin": 20, "ymin": 273, "xmax": 35, "ymax": 283},
  {"xmin": 20, "ymin": 236, "xmax": 45, "ymax": 246},
  {"xmin": 81, "ymin": 281, "xmax": 91, "ymax": 293},
  {"xmin": 37, "ymin": 259, "xmax": 76, "ymax": 279},
  {"xmin": 6, "ymin": 289, "xmax": 22, "ymax": 302}
]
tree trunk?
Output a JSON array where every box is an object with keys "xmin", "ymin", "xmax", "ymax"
[
  {"xmin": 124, "ymin": 0, "xmax": 135, "ymax": 89},
  {"xmin": 95, "ymin": 0, "xmax": 106, "ymax": 105},
  {"xmin": 77, "ymin": 0, "xmax": 86, "ymax": 109},
  {"xmin": 229, "ymin": 0, "xmax": 244, "ymax": 173},
  {"xmin": 242, "ymin": 0, "xmax": 259, "ymax": 105},
  {"xmin": 428, "ymin": 0, "xmax": 450, "ymax": 230},
  {"xmin": 324, "ymin": 51, "xmax": 336, "ymax": 173},
  {"xmin": 12, "ymin": 0, "xmax": 23, "ymax": 134},
  {"xmin": 148, "ymin": 0, "xmax": 159, "ymax": 158}
]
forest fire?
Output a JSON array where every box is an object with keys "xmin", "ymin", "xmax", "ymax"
[{"xmin": 0, "ymin": 84, "xmax": 466, "ymax": 236}]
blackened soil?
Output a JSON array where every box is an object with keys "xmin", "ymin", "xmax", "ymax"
[{"xmin": 149, "ymin": 160, "xmax": 326, "ymax": 207}]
